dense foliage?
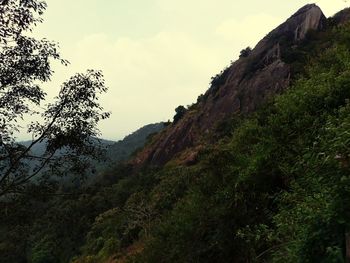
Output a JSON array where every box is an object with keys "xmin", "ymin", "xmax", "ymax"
[
  {"xmin": 3, "ymin": 6, "xmax": 350, "ymax": 263},
  {"xmin": 77, "ymin": 21, "xmax": 350, "ymax": 262}
]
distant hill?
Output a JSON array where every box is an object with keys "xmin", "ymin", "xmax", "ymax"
[
  {"xmin": 105, "ymin": 122, "xmax": 165, "ymax": 165},
  {"xmin": 19, "ymin": 137, "xmax": 116, "ymax": 157},
  {"xmin": 19, "ymin": 122, "xmax": 165, "ymax": 177}
]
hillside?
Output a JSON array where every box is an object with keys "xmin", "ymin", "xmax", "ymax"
[
  {"xmin": 132, "ymin": 4, "xmax": 327, "ymax": 167},
  {"xmin": 73, "ymin": 5, "xmax": 350, "ymax": 262},
  {"xmin": 2, "ymin": 4, "xmax": 350, "ymax": 263}
]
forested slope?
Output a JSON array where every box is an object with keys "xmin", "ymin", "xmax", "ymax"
[
  {"xmin": 73, "ymin": 8, "xmax": 350, "ymax": 262},
  {"xmin": 2, "ymin": 5, "xmax": 350, "ymax": 263}
]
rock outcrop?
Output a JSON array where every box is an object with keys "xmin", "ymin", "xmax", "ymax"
[
  {"xmin": 333, "ymin": 7, "xmax": 350, "ymax": 25},
  {"xmin": 131, "ymin": 4, "xmax": 327, "ymax": 167},
  {"xmin": 270, "ymin": 4, "xmax": 326, "ymax": 42}
]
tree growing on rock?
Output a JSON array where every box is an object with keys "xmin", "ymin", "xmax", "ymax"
[
  {"xmin": 239, "ymin": 46, "xmax": 252, "ymax": 58},
  {"xmin": 173, "ymin": 105, "xmax": 187, "ymax": 124}
]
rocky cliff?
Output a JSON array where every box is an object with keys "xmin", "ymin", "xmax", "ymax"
[{"xmin": 131, "ymin": 4, "xmax": 327, "ymax": 167}]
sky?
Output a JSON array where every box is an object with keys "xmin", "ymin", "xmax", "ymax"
[{"xmin": 28, "ymin": 0, "xmax": 349, "ymax": 141}]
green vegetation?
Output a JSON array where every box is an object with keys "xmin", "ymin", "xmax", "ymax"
[
  {"xmin": 3, "ymin": 5, "xmax": 350, "ymax": 263},
  {"xmin": 0, "ymin": 0, "xmax": 110, "ymax": 197},
  {"xmin": 82, "ymin": 21, "xmax": 350, "ymax": 262}
]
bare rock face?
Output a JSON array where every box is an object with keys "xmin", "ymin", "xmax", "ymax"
[
  {"xmin": 131, "ymin": 4, "xmax": 327, "ymax": 167},
  {"xmin": 269, "ymin": 4, "xmax": 326, "ymax": 42}
]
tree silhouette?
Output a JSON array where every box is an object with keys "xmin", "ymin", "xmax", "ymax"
[
  {"xmin": 0, "ymin": 0, "xmax": 110, "ymax": 196},
  {"xmin": 239, "ymin": 46, "xmax": 252, "ymax": 58},
  {"xmin": 173, "ymin": 105, "xmax": 187, "ymax": 124}
]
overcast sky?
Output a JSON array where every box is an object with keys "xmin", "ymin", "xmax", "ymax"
[{"xmin": 28, "ymin": 0, "xmax": 349, "ymax": 141}]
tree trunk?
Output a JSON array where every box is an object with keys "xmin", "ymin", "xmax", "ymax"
[{"xmin": 346, "ymin": 232, "xmax": 350, "ymax": 263}]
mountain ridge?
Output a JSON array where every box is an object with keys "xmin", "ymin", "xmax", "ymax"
[
  {"xmin": 4, "ymin": 4, "xmax": 350, "ymax": 263},
  {"xmin": 131, "ymin": 3, "xmax": 328, "ymax": 167}
]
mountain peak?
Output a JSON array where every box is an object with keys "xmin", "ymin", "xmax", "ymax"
[
  {"xmin": 266, "ymin": 3, "xmax": 326, "ymax": 43},
  {"xmin": 131, "ymin": 4, "xmax": 328, "ymax": 167},
  {"xmin": 294, "ymin": 3, "xmax": 319, "ymax": 14}
]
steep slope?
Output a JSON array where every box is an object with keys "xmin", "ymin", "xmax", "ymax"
[
  {"xmin": 70, "ymin": 8, "xmax": 350, "ymax": 261},
  {"xmin": 5, "ymin": 5, "xmax": 350, "ymax": 263},
  {"xmin": 132, "ymin": 4, "xmax": 327, "ymax": 167}
]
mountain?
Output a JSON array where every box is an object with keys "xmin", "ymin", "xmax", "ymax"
[
  {"xmin": 20, "ymin": 123, "xmax": 164, "ymax": 165},
  {"xmin": 5, "ymin": 4, "xmax": 350, "ymax": 263},
  {"xmin": 20, "ymin": 137, "xmax": 116, "ymax": 157},
  {"xmin": 132, "ymin": 4, "xmax": 327, "ymax": 167},
  {"xmin": 19, "ymin": 123, "xmax": 165, "ymax": 183}
]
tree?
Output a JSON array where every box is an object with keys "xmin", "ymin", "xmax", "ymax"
[
  {"xmin": 0, "ymin": 0, "xmax": 110, "ymax": 196},
  {"xmin": 173, "ymin": 105, "xmax": 187, "ymax": 124},
  {"xmin": 239, "ymin": 46, "xmax": 252, "ymax": 58}
]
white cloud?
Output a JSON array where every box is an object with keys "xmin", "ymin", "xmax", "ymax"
[{"xmin": 54, "ymin": 32, "xmax": 228, "ymax": 140}]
